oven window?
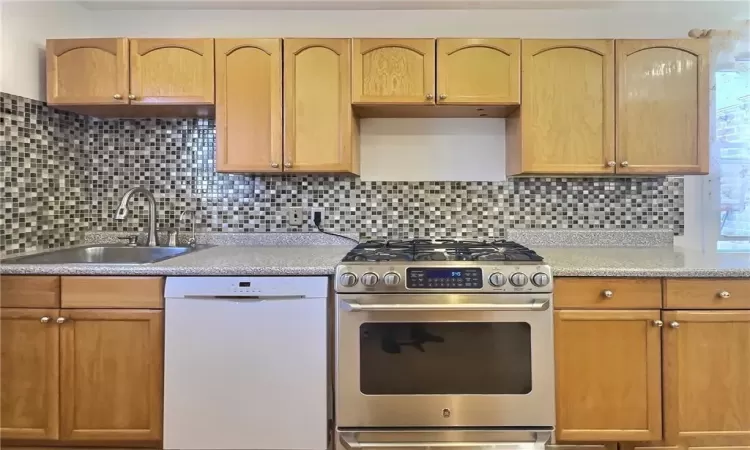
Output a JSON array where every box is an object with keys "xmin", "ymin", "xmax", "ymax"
[{"xmin": 359, "ymin": 322, "xmax": 532, "ymax": 395}]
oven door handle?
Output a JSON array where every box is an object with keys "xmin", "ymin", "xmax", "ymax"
[
  {"xmin": 340, "ymin": 299, "xmax": 550, "ymax": 312},
  {"xmin": 339, "ymin": 431, "xmax": 551, "ymax": 449}
]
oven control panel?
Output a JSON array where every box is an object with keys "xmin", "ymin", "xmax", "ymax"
[{"xmin": 406, "ymin": 268, "xmax": 483, "ymax": 289}]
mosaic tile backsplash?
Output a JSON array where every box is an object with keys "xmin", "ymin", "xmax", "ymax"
[
  {"xmin": 1, "ymin": 93, "xmax": 89, "ymax": 256},
  {"xmin": 0, "ymin": 92, "xmax": 685, "ymax": 256}
]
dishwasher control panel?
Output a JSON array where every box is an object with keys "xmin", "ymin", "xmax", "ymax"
[{"xmin": 164, "ymin": 277, "xmax": 329, "ymax": 298}]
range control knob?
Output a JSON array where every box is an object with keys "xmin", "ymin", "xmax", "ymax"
[
  {"xmin": 383, "ymin": 272, "xmax": 401, "ymax": 286},
  {"xmin": 361, "ymin": 272, "xmax": 379, "ymax": 287},
  {"xmin": 339, "ymin": 272, "xmax": 358, "ymax": 287},
  {"xmin": 488, "ymin": 272, "xmax": 506, "ymax": 287},
  {"xmin": 509, "ymin": 272, "xmax": 528, "ymax": 287},
  {"xmin": 531, "ymin": 273, "xmax": 550, "ymax": 287}
]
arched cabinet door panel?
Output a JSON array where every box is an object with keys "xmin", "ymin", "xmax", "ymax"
[
  {"xmin": 284, "ymin": 39, "xmax": 359, "ymax": 174},
  {"xmin": 437, "ymin": 38, "xmax": 520, "ymax": 105},
  {"xmin": 215, "ymin": 39, "xmax": 282, "ymax": 173},
  {"xmin": 130, "ymin": 38, "xmax": 215, "ymax": 105},
  {"xmin": 353, "ymin": 38, "xmax": 435, "ymax": 105},
  {"xmin": 616, "ymin": 39, "xmax": 709, "ymax": 174},
  {"xmin": 47, "ymin": 38, "xmax": 129, "ymax": 105},
  {"xmin": 509, "ymin": 40, "xmax": 615, "ymax": 175}
]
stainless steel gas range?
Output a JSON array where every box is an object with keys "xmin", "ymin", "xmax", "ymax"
[{"xmin": 334, "ymin": 239, "xmax": 555, "ymax": 450}]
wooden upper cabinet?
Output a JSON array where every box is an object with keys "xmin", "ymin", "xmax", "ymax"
[
  {"xmin": 215, "ymin": 39, "xmax": 282, "ymax": 173},
  {"xmin": 353, "ymin": 39, "xmax": 435, "ymax": 104},
  {"xmin": 284, "ymin": 39, "xmax": 359, "ymax": 174},
  {"xmin": 59, "ymin": 309, "xmax": 163, "ymax": 443},
  {"xmin": 662, "ymin": 311, "xmax": 750, "ymax": 446},
  {"xmin": 509, "ymin": 40, "xmax": 615, "ymax": 175},
  {"xmin": 1, "ymin": 308, "xmax": 60, "ymax": 440},
  {"xmin": 129, "ymin": 38, "xmax": 215, "ymax": 105},
  {"xmin": 47, "ymin": 38, "xmax": 129, "ymax": 105},
  {"xmin": 436, "ymin": 38, "xmax": 520, "ymax": 105},
  {"xmin": 555, "ymin": 310, "xmax": 662, "ymax": 442},
  {"xmin": 616, "ymin": 39, "xmax": 709, "ymax": 174}
]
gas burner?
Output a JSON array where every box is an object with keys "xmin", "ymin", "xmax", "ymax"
[{"xmin": 341, "ymin": 239, "xmax": 544, "ymax": 263}]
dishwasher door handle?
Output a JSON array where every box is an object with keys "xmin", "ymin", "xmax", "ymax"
[{"xmin": 182, "ymin": 295, "xmax": 306, "ymax": 301}]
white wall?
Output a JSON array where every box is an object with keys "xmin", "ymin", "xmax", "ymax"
[
  {"xmin": 1, "ymin": 1, "xmax": 93, "ymax": 100},
  {"xmin": 84, "ymin": 7, "xmax": 743, "ymax": 38}
]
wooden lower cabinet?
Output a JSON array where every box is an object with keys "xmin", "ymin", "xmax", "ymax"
[
  {"xmin": 59, "ymin": 309, "xmax": 163, "ymax": 443},
  {"xmin": 0, "ymin": 308, "xmax": 60, "ymax": 440},
  {"xmin": 554, "ymin": 310, "xmax": 663, "ymax": 442},
  {"xmin": 662, "ymin": 311, "xmax": 750, "ymax": 447},
  {"xmin": 0, "ymin": 305, "xmax": 163, "ymax": 447}
]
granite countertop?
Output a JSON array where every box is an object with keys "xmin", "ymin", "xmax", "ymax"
[
  {"xmin": 543, "ymin": 246, "xmax": 750, "ymax": 277},
  {"xmin": 0, "ymin": 245, "xmax": 355, "ymax": 276},
  {"xmin": 0, "ymin": 232, "xmax": 358, "ymax": 276},
  {"xmin": 4, "ymin": 229, "xmax": 750, "ymax": 278}
]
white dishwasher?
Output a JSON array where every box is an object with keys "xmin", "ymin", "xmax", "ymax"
[{"xmin": 164, "ymin": 276, "xmax": 329, "ymax": 450}]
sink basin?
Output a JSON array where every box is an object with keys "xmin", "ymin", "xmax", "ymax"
[{"xmin": 2, "ymin": 245, "xmax": 198, "ymax": 265}]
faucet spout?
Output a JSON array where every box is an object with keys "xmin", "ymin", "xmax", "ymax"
[{"xmin": 115, "ymin": 187, "xmax": 159, "ymax": 247}]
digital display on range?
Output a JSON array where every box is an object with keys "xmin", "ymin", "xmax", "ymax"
[
  {"xmin": 406, "ymin": 268, "xmax": 483, "ymax": 289},
  {"xmin": 425, "ymin": 269, "xmax": 464, "ymax": 279}
]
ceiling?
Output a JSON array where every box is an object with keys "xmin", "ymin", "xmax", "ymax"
[{"xmin": 74, "ymin": 0, "xmax": 750, "ymax": 12}]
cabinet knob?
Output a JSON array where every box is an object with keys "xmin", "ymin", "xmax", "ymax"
[
  {"xmin": 653, "ymin": 320, "xmax": 664, "ymax": 327},
  {"xmin": 128, "ymin": 94, "xmax": 136, "ymax": 100},
  {"xmin": 40, "ymin": 316, "xmax": 50, "ymax": 324},
  {"xmin": 271, "ymin": 163, "xmax": 279, "ymax": 168},
  {"xmin": 439, "ymin": 94, "xmax": 447, "ymax": 100},
  {"xmin": 607, "ymin": 161, "xmax": 616, "ymax": 168},
  {"xmin": 284, "ymin": 162, "xmax": 292, "ymax": 168},
  {"xmin": 718, "ymin": 290, "xmax": 731, "ymax": 299},
  {"xmin": 425, "ymin": 93, "xmax": 434, "ymax": 100},
  {"xmin": 620, "ymin": 161, "xmax": 630, "ymax": 168},
  {"xmin": 602, "ymin": 290, "xmax": 614, "ymax": 298},
  {"xmin": 669, "ymin": 321, "xmax": 680, "ymax": 329},
  {"xmin": 56, "ymin": 317, "xmax": 67, "ymax": 324},
  {"xmin": 113, "ymin": 94, "xmax": 123, "ymax": 100}
]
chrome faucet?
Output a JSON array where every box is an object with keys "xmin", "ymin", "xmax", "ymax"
[
  {"xmin": 178, "ymin": 209, "xmax": 197, "ymax": 248},
  {"xmin": 115, "ymin": 187, "xmax": 159, "ymax": 247}
]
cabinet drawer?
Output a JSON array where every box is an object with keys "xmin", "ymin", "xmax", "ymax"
[
  {"xmin": 664, "ymin": 278, "xmax": 750, "ymax": 309},
  {"xmin": 554, "ymin": 278, "xmax": 662, "ymax": 309},
  {"xmin": 0, "ymin": 276, "xmax": 60, "ymax": 308},
  {"xmin": 61, "ymin": 277, "xmax": 164, "ymax": 309}
]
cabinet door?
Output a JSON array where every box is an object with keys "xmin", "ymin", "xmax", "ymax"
[
  {"xmin": 0, "ymin": 308, "xmax": 59, "ymax": 440},
  {"xmin": 517, "ymin": 40, "xmax": 615, "ymax": 174},
  {"xmin": 437, "ymin": 38, "xmax": 520, "ymax": 104},
  {"xmin": 616, "ymin": 40, "xmax": 709, "ymax": 174},
  {"xmin": 663, "ymin": 311, "xmax": 750, "ymax": 447},
  {"xmin": 353, "ymin": 38, "xmax": 435, "ymax": 104},
  {"xmin": 284, "ymin": 39, "xmax": 358, "ymax": 174},
  {"xmin": 130, "ymin": 38, "xmax": 214, "ymax": 105},
  {"xmin": 555, "ymin": 310, "xmax": 662, "ymax": 442},
  {"xmin": 215, "ymin": 39, "xmax": 282, "ymax": 173},
  {"xmin": 60, "ymin": 309, "xmax": 163, "ymax": 443},
  {"xmin": 47, "ymin": 38, "xmax": 129, "ymax": 105}
]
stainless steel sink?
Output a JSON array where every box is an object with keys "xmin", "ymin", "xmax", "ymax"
[{"xmin": 2, "ymin": 245, "xmax": 201, "ymax": 265}]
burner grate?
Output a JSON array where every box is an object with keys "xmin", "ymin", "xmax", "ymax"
[{"xmin": 341, "ymin": 238, "xmax": 543, "ymax": 263}]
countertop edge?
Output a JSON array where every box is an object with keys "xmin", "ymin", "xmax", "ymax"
[
  {"xmin": 0, "ymin": 265, "xmax": 337, "ymax": 276},
  {"xmin": 4, "ymin": 266, "xmax": 750, "ymax": 278},
  {"xmin": 553, "ymin": 268, "xmax": 750, "ymax": 277}
]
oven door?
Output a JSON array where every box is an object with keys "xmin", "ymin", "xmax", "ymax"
[{"xmin": 335, "ymin": 293, "xmax": 554, "ymax": 428}]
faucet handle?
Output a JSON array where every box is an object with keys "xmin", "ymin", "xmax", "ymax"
[
  {"xmin": 166, "ymin": 229, "xmax": 179, "ymax": 247},
  {"xmin": 117, "ymin": 235, "xmax": 139, "ymax": 247}
]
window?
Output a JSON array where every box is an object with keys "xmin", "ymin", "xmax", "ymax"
[{"xmin": 712, "ymin": 26, "xmax": 750, "ymax": 251}]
